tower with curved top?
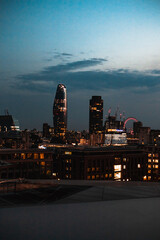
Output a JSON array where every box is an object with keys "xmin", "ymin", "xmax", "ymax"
[{"xmin": 53, "ymin": 84, "xmax": 67, "ymax": 138}]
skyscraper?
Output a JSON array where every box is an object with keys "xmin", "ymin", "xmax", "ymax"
[
  {"xmin": 89, "ymin": 96, "xmax": 103, "ymax": 134},
  {"xmin": 53, "ymin": 84, "xmax": 67, "ymax": 138}
]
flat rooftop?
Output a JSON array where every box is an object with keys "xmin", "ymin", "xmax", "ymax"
[{"xmin": 0, "ymin": 180, "xmax": 160, "ymax": 240}]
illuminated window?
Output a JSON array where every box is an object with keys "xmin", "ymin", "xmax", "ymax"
[
  {"xmin": 91, "ymin": 107, "xmax": 97, "ymax": 110},
  {"xmin": 123, "ymin": 165, "xmax": 126, "ymax": 169},
  {"xmin": 40, "ymin": 153, "xmax": 44, "ymax": 159},
  {"xmin": 92, "ymin": 175, "xmax": 95, "ymax": 180},
  {"xmin": 34, "ymin": 153, "xmax": 39, "ymax": 159},
  {"xmin": 96, "ymin": 174, "xmax": 100, "ymax": 179},
  {"xmin": 65, "ymin": 151, "xmax": 72, "ymax": 155},
  {"xmin": 123, "ymin": 158, "xmax": 126, "ymax": 162},
  {"xmin": 92, "ymin": 167, "xmax": 95, "ymax": 171},
  {"xmin": 41, "ymin": 161, "xmax": 45, "ymax": 166},
  {"xmin": 143, "ymin": 176, "xmax": 147, "ymax": 180},
  {"xmin": 105, "ymin": 174, "xmax": 108, "ymax": 178},
  {"xmin": 148, "ymin": 153, "xmax": 152, "ymax": 157},
  {"xmin": 114, "ymin": 165, "xmax": 121, "ymax": 171},
  {"xmin": 148, "ymin": 164, "xmax": 151, "ymax": 168},
  {"xmin": 65, "ymin": 174, "xmax": 69, "ymax": 178},
  {"xmin": 96, "ymin": 167, "xmax": 99, "ymax": 171},
  {"xmin": 153, "ymin": 159, "xmax": 159, "ymax": 163},
  {"xmin": 66, "ymin": 159, "xmax": 69, "ymax": 163},
  {"xmin": 115, "ymin": 157, "xmax": 121, "ymax": 160},
  {"xmin": 148, "ymin": 170, "xmax": 151, "ymax": 174},
  {"xmin": 114, "ymin": 172, "xmax": 121, "ymax": 180},
  {"xmin": 137, "ymin": 164, "xmax": 141, "ymax": 168},
  {"xmin": 87, "ymin": 168, "xmax": 90, "ymax": 172},
  {"xmin": 21, "ymin": 153, "xmax": 26, "ymax": 159},
  {"xmin": 154, "ymin": 165, "xmax": 159, "ymax": 169},
  {"xmin": 109, "ymin": 173, "xmax": 112, "ymax": 178},
  {"xmin": 66, "ymin": 167, "xmax": 69, "ymax": 171},
  {"xmin": 87, "ymin": 176, "xmax": 91, "ymax": 180},
  {"xmin": 148, "ymin": 176, "xmax": 151, "ymax": 180},
  {"xmin": 148, "ymin": 159, "xmax": 151, "ymax": 162}
]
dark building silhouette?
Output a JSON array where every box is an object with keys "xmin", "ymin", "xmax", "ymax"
[
  {"xmin": 43, "ymin": 123, "xmax": 50, "ymax": 138},
  {"xmin": 133, "ymin": 121, "xmax": 143, "ymax": 136},
  {"xmin": 89, "ymin": 96, "xmax": 103, "ymax": 134},
  {"xmin": 104, "ymin": 116, "xmax": 124, "ymax": 131},
  {"xmin": 53, "ymin": 84, "xmax": 67, "ymax": 138},
  {"xmin": 0, "ymin": 115, "xmax": 20, "ymax": 132}
]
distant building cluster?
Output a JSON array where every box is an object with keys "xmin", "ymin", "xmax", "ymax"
[{"xmin": 1, "ymin": 83, "xmax": 160, "ymax": 182}]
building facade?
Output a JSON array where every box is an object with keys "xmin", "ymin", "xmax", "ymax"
[
  {"xmin": 89, "ymin": 96, "xmax": 103, "ymax": 134},
  {"xmin": 0, "ymin": 149, "xmax": 53, "ymax": 179},
  {"xmin": 0, "ymin": 145, "xmax": 160, "ymax": 182},
  {"xmin": 55, "ymin": 146, "xmax": 160, "ymax": 182}
]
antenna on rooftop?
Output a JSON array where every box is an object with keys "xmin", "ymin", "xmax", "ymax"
[
  {"xmin": 115, "ymin": 106, "xmax": 119, "ymax": 119},
  {"xmin": 4, "ymin": 109, "xmax": 9, "ymax": 115}
]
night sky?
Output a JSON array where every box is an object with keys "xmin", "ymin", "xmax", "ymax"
[{"xmin": 1, "ymin": 0, "xmax": 160, "ymax": 130}]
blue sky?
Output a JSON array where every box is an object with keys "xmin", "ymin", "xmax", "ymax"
[{"xmin": 1, "ymin": 0, "xmax": 160, "ymax": 130}]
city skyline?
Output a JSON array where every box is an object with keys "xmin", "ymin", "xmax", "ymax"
[{"xmin": 1, "ymin": 0, "xmax": 160, "ymax": 130}]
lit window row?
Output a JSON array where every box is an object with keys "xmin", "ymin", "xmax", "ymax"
[
  {"xmin": 148, "ymin": 164, "xmax": 158, "ymax": 169},
  {"xmin": 20, "ymin": 153, "xmax": 44, "ymax": 160},
  {"xmin": 87, "ymin": 173, "xmax": 112, "ymax": 180},
  {"xmin": 148, "ymin": 158, "xmax": 159, "ymax": 163},
  {"xmin": 148, "ymin": 153, "xmax": 158, "ymax": 157}
]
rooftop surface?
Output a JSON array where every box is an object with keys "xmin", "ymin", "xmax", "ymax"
[{"xmin": 0, "ymin": 180, "xmax": 160, "ymax": 240}]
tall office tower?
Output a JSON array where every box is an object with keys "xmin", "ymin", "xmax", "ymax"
[
  {"xmin": 89, "ymin": 96, "xmax": 103, "ymax": 134},
  {"xmin": 53, "ymin": 84, "xmax": 67, "ymax": 138}
]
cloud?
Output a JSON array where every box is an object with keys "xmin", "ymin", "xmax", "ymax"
[
  {"xmin": 61, "ymin": 53, "xmax": 73, "ymax": 57},
  {"xmin": 145, "ymin": 69, "xmax": 160, "ymax": 76},
  {"xmin": 44, "ymin": 51, "xmax": 74, "ymax": 62},
  {"xmin": 13, "ymin": 59, "xmax": 160, "ymax": 94}
]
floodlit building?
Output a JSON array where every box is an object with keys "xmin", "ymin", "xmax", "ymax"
[
  {"xmin": 104, "ymin": 129, "xmax": 127, "ymax": 146},
  {"xmin": 53, "ymin": 84, "xmax": 67, "ymax": 138}
]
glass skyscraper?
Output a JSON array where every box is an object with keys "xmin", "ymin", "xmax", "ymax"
[{"xmin": 53, "ymin": 84, "xmax": 67, "ymax": 138}]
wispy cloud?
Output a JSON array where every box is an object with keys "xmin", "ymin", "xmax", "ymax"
[
  {"xmin": 13, "ymin": 59, "xmax": 160, "ymax": 94},
  {"xmin": 44, "ymin": 51, "xmax": 74, "ymax": 62}
]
